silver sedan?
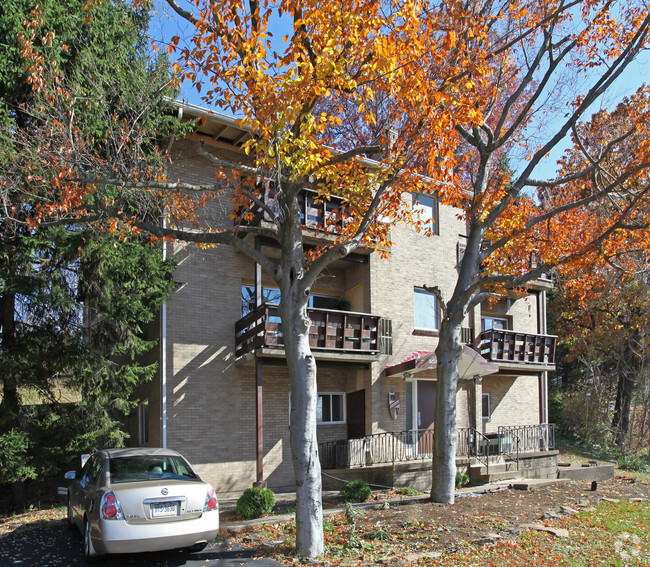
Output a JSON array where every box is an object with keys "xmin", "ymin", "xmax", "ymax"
[{"xmin": 65, "ymin": 447, "xmax": 219, "ymax": 561}]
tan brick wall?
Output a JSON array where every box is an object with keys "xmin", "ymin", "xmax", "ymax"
[
  {"xmin": 481, "ymin": 294, "xmax": 539, "ymax": 334},
  {"xmin": 369, "ymin": 197, "xmax": 468, "ymax": 368},
  {"xmin": 482, "ymin": 375, "xmax": 540, "ymax": 435}
]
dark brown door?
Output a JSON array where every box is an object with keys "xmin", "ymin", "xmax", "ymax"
[
  {"xmin": 417, "ymin": 381, "xmax": 436, "ymax": 454},
  {"xmin": 346, "ymin": 389, "xmax": 365, "ymax": 439}
]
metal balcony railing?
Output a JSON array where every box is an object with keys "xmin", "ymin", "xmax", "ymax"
[
  {"xmin": 318, "ymin": 424, "xmax": 556, "ymax": 469},
  {"xmin": 235, "ymin": 304, "xmax": 383, "ymax": 358},
  {"xmin": 477, "ymin": 329, "xmax": 556, "ymax": 365}
]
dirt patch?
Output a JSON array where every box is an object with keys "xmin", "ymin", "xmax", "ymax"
[{"xmin": 228, "ymin": 476, "xmax": 650, "ymax": 563}]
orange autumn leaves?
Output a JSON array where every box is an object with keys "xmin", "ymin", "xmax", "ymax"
[
  {"xmin": 519, "ymin": 86, "xmax": 650, "ymax": 302},
  {"xmin": 17, "ymin": 0, "xmax": 650, "ymax": 290}
]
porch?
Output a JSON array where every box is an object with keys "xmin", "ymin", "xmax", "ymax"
[{"xmin": 318, "ymin": 424, "xmax": 557, "ymax": 490}]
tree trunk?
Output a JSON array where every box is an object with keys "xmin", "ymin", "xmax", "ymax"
[
  {"xmin": 0, "ymin": 289, "xmax": 20, "ymax": 425},
  {"xmin": 430, "ymin": 316, "xmax": 464, "ymax": 504},
  {"xmin": 612, "ymin": 334, "xmax": 639, "ymax": 448},
  {"xmin": 281, "ymin": 290, "xmax": 324, "ymax": 559}
]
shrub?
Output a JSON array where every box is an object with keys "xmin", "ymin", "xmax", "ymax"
[
  {"xmin": 394, "ymin": 486, "xmax": 419, "ymax": 496},
  {"xmin": 340, "ymin": 479, "xmax": 372, "ymax": 503},
  {"xmin": 235, "ymin": 487, "xmax": 276, "ymax": 520},
  {"xmin": 455, "ymin": 471, "xmax": 470, "ymax": 488},
  {"xmin": 365, "ymin": 526, "xmax": 389, "ymax": 540},
  {"xmin": 617, "ymin": 454, "xmax": 650, "ymax": 473}
]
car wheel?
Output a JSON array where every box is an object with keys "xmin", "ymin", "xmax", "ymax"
[
  {"xmin": 83, "ymin": 518, "xmax": 100, "ymax": 562},
  {"xmin": 188, "ymin": 542, "xmax": 208, "ymax": 553}
]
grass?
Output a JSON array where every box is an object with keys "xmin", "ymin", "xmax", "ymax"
[
  {"xmin": 556, "ymin": 434, "xmax": 650, "ymax": 484},
  {"xmin": 439, "ymin": 500, "xmax": 650, "ymax": 567}
]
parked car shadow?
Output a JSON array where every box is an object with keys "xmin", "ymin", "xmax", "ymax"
[{"xmin": 0, "ymin": 520, "xmax": 280, "ymax": 566}]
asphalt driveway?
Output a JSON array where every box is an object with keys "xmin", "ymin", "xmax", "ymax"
[{"xmin": 0, "ymin": 519, "xmax": 283, "ymax": 566}]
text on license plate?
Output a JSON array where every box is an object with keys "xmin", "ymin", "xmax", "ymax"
[{"xmin": 151, "ymin": 502, "xmax": 179, "ymax": 518}]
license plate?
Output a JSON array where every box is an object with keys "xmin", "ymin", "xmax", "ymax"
[{"xmin": 151, "ymin": 502, "xmax": 179, "ymax": 518}]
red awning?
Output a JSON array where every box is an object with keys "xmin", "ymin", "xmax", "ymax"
[{"xmin": 385, "ymin": 345, "xmax": 498, "ymax": 379}]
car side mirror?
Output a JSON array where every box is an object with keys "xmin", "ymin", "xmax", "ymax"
[{"xmin": 65, "ymin": 471, "xmax": 77, "ymax": 480}]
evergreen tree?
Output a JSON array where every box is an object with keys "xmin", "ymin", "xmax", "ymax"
[{"xmin": 0, "ymin": 0, "xmax": 179, "ymax": 505}]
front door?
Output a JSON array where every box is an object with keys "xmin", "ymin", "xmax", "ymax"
[
  {"xmin": 346, "ymin": 389, "xmax": 365, "ymax": 439},
  {"xmin": 417, "ymin": 381, "xmax": 436, "ymax": 454}
]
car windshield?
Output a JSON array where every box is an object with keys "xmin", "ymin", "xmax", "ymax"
[{"xmin": 108, "ymin": 455, "xmax": 199, "ymax": 484}]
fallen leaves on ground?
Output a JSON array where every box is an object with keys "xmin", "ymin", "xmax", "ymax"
[{"xmin": 226, "ymin": 477, "xmax": 650, "ymax": 566}]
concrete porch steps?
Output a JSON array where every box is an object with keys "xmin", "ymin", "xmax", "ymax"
[{"xmin": 470, "ymin": 462, "xmax": 524, "ymax": 484}]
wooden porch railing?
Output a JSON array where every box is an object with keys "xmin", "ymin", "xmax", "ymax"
[
  {"xmin": 235, "ymin": 304, "xmax": 382, "ymax": 358},
  {"xmin": 477, "ymin": 329, "xmax": 557, "ymax": 365}
]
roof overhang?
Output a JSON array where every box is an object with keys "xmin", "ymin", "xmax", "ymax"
[{"xmin": 385, "ymin": 345, "xmax": 499, "ymax": 379}]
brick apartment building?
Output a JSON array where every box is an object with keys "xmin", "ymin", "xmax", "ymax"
[{"xmin": 127, "ymin": 102, "xmax": 558, "ymax": 496}]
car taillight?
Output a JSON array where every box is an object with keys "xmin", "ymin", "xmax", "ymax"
[
  {"xmin": 101, "ymin": 491, "xmax": 124, "ymax": 520},
  {"xmin": 204, "ymin": 485, "xmax": 218, "ymax": 512}
]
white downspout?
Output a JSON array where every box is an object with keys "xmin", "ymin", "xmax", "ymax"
[
  {"xmin": 538, "ymin": 290, "xmax": 549, "ymax": 425},
  {"xmin": 160, "ymin": 107, "xmax": 182, "ymax": 449},
  {"xmin": 161, "ymin": 221, "xmax": 168, "ymax": 448}
]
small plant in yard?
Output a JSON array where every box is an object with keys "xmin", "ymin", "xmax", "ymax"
[
  {"xmin": 340, "ymin": 479, "xmax": 372, "ymax": 503},
  {"xmin": 235, "ymin": 487, "xmax": 276, "ymax": 520},
  {"xmin": 394, "ymin": 486, "xmax": 419, "ymax": 496},
  {"xmin": 344, "ymin": 502, "xmax": 356, "ymax": 527},
  {"xmin": 365, "ymin": 523, "xmax": 389, "ymax": 541},
  {"xmin": 455, "ymin": 471, "xmax": 470, "ymax": 488}
]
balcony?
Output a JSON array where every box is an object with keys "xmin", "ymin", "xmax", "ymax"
[
  {"xmin": 235, "ymin": 304, "xmax": 384, "ymax": 361},
  {"xmin": 477, "ymin": 329, "xmax": 556, "ymax": 370}
]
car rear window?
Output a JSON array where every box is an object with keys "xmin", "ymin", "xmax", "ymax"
[{"xmin": 109, "ymin": 455, "xmax": 199, "ymax": 483}]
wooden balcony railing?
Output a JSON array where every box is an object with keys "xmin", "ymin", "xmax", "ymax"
[
  {"xmin": 235, "ymin": 304, "xmax": 382, "ymax": 358},
  {"xmin": 477, "ymin": 329, "xmax": 556, "ymax": 365}
]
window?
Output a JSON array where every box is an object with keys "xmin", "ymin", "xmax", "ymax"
[
  {"xmin": 138, "ymin": 400, "xmax": 149, "ymax": 446},
  {"xmin": 481, "ymin": 316, "xmax": 509, "ymax": 331},
  {"xmin": 81, "ymin": 454, "xmax": 102, "ymax": 485},
  {"xmin": 242, "ymin": 286, "xmax": 341, "ymax": 314},
  {"xmin": 241, "ymin": 285, "xmax": 282, "ymax": 316},
  {"xmin": 412, "ymin": 194, "xmax": 438, "ymax": 234},
  {"xmin": 288, "ymin": 392, "xmax": 346, "ymax": 425},
  {"xmin": 317, "ymin": 393, "xmax": 346, "ymax": 424},
  {"xmin": 414, "ymin": 287, "xmax": 439, "ymax": 330},
  {"xmin": 482, "ymin": 393, "xmax": 491, "ymax": 420},
  {"xmin": 310, "ymin": 294, "xmax": 342, "ymax": 310}
]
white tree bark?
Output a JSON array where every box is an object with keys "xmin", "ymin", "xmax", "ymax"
[
  {"xmin": 430, "ymin": 310, "xmax": 464, "ymax": 503},
  {"xmin": 280, "ymin": 291, "xmax": 324, "ymax": 557}
]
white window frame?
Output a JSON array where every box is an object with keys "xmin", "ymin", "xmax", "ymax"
[
  {"xmin": 413, "ymin": 287, "xmax": 440, "ymax": 331},
  {"xmin": 138, "ymin": 400, "xmax": 149, "ymax": 446},
  {"xmin": 289, "ymin": 392, "xmax": 346, "ymax": 425},
  {"xmin": 482, "ymin": 393, "xmax": 491, "ymax": 420},
  {"xmin": 412, "ymin": 193, "xmax": 439, "ymax": 234}
]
